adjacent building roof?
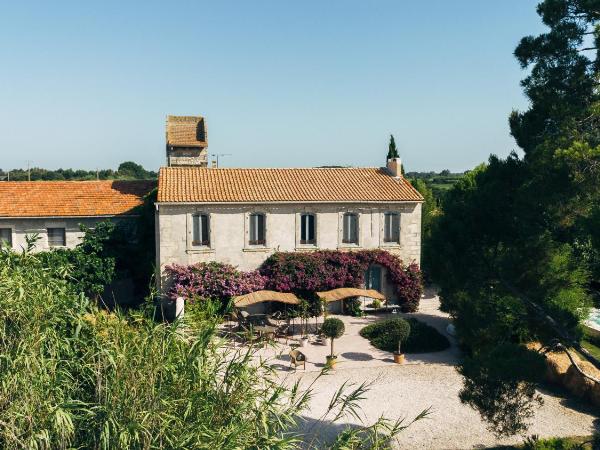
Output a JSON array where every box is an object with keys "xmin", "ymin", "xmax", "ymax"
[
  {"xmin": 157, "ymin": 167, "xmax": 423, "ymax": 203},
  {"xmin": 166, "ymin": 115, "xmax": 207, "ymax": 148},
  {"xmin": 0, "ymin": 180, "xmax": 155, "ymax": 218}
]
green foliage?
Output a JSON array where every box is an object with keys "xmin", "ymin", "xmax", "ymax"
[
  {"xmin": 360, "ymin": 318, "xmax": 449, "ymax": 353},
  {"xmin": 117, "ymin": 161, "xmax": 155, "ymax": 180},
  {"xmin": 0, "ymin": 246, "xmax": 419, "ymax": 448},
  {"xmin": 521, "ymin": 435, "xmax": 589, "ymax": 450},
  {"xmin": 345, "ymin": 297, "xmax": 363, "ymax": 317},
  {"xmin": 322, "ymin": 317, "xmax": 345, "ymax": 357},
  {"xmin": 458, "ymin": 344, "xmax": 547, "ymax": 437},
  {"xmin": 360, "ymin": 318, "xmax": 410, "ymax": 353},
  {"xmin": 424, "ymin": 0, "xmax": 600, "ymax": 439},
  {"xmin": 38, "ymin": 221, "xmax": 117, "ymax": 297},
  {"xmin": 368, "ymin": 299, "xmax": 382, "ymax": 309},
  {"xmin": 0, "ymin": 161, "xmax": 157, "ymax": 181},
  {"xmin": 387, "ymin": 134, "xmax": 399, "ymax": 159},
  {"xmin": 412, "ymin": 178, "xmax": 439, "ymax": 277},
  {"xmin": 322, "ymin": 318, "xmax": 345, "ymax": 339}
]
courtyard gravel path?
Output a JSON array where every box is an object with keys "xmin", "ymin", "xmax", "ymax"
[
  {"xmin": 287, "ymin": 363, "xmax": 598, "ymax": 449},
  {"xmin": 268, "ymin": 292, "xmax": 599, "ymax": 449}
]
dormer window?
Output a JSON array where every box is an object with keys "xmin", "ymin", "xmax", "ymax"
[
  {"xmin": 192, "ymin": 213, "xmax": 210, "ymax": 246},
  {"xmin": 300, "ymin": 213, "xmax": 316, "ymax": 245},
  {"xmin": 249, "ymin": 213, "xmax": 266, "ymax": 245}
]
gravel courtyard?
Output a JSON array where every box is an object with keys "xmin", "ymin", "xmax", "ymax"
[{"xmin": 263, "ymin": 292, "xmax": 599, "ymax": 449}]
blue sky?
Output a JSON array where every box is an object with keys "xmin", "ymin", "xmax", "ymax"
[{"xmin": 0, "ymin": 1, "xmax": 545, "ymax": 172}]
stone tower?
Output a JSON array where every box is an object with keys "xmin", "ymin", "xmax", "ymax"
[{"xmin": 165, "ymin": 115, "xmax": 208, "ymax": 167}]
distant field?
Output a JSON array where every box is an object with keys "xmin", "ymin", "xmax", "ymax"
[{"xmin": 406, "ymin": 171, "xmax": 465, "ymax": 199}]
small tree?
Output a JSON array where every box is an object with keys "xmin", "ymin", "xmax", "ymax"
[
  {"xmin": 390, "ymin": 320, "xmax": 410, "ymax": 354},
  {"xmin": 322, "ymin": 318, "xmax": 345, "ymax": 358},
  {"xmin": 387, "ymin": 134, "xmax": 399, "ymax": 159}
]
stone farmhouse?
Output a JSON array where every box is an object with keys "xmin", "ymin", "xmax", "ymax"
[
  {"xmin": 0, "ymin": 115, "xmax": 423, "ymax": 304},
  {"xmin": 155, "ymin": 116, "xmax": 423, "ymax": 303},
  {"xmin": 0, "ymin": 180, "xmax": 154, "ymax": 251}
]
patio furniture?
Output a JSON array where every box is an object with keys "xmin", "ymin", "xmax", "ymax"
[
  {"xmin": 274, "ymin": 323, "xmax": 290, "ymax": 344},
  {"xmin": 238, "ymin": 325, "xmax": 259, "ymax": 344},
  {"xmin": 254, "ymin": 325, "xmax": 278, "ymax": 342},
  {"xmin": 289, "ymin": 349, "xmax": 306, "ymax": 371},
  {"xmin": 266, "ymin": 315, "xmax": 280, "ymax": 327}
]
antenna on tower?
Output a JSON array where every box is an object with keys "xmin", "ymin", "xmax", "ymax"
[
  {"xmin": 26, "ymin": 160, "xmax": 32, "ymax": 181},
  {"xmin": 210, "ymin": 153, "xmax": 232, "ymax": 168}
]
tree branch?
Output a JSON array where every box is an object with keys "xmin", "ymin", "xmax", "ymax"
[{"xmin": 500, "ymin": 279, "xmax": 600, "ymax": 370}]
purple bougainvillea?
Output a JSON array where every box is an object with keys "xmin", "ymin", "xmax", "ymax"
[
  {"xmin": 165, "ymin": 261, "xmax": 266, "ymax": 304},
  {"xmin": 165, "ymin": 250, "xmax": 423, "ymax": 312},
  {"xmin": 260, "ymin": 250, "xmax": 423, "ymax": 312}
]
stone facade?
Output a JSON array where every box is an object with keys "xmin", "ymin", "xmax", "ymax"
[
  {"xmin": 0, "ymin": 217, "xmax": 109, "ymax": 251},
  {"xmin": 156, "ymin": 202, "xmax": 421, "ymax": 299},
  {"xmin": 166, "ymin": 147, "xmax": 208, "ymax": 167},
  {"xmin": 0, "ymin": 216, "xmax": 132, "ymax": 251}
]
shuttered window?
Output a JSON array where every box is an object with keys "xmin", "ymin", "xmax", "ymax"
[
  {"xmin": 384, "ymin": 212, "xmax": 400, "ymax": 243},
  {"xmin": 249, "ymin": 213, "xmax": 266, "ymax": 245},
  {"xmin": 342, "ymin": 213, "xmax": 358, "ymax": 244},
  {"xmin": 192, "ymin": 214, "xmax": 210, "ymax": 246},
  {"xmin": 300, "ymin": 213, "xmax": 316, "ymax": 244},
  {"xmin": 47, "ymin": 228, "xmax": 66, "ymax": 247},
  {"xmin": 0, "ymin": 228, "xmax": 12, "ymax": 247}
]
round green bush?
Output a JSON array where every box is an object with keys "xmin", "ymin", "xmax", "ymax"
[
  {"xmin": 322, "ymin": 317, "xmax": 345, "ymax": 339},
  {"xmin": 360, "ymin": 317, "xmax": 450, "ymax": 353}
]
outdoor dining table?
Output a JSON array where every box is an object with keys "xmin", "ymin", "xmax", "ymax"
[{"xmin": 253, "ymin": 325, "xmax": 278, "ymax": 340}]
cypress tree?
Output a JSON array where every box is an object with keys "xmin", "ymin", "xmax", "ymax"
[{"xmin": 387, "ymin": 135, "xmax": 399, "ymax": 159}]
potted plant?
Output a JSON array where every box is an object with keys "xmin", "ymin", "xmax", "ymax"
[
  {"xmin": 321, "ymin": 317, "xmax": 345, "ymax": 368},
  {"xmin": 298, "ymin": 300, "xmax": 310, "ymax": 347},
  {"xmin": 391, "ymin": 320, "xmax": 410, "ymax": 364}
]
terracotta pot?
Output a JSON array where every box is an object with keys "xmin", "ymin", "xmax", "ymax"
[
  {"xmin": 393, "ymin": 352, "xmax": 405, "ymax": 364},
  {"xmin": 326, "ymin": 355, "xmax": 337, "ymax": 368}
]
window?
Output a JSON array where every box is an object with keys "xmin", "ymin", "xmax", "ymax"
[
  {"xmin": 47, "ymin": 228, "xmax": 66, "ymax": 247},
  {"xmin": 192, "ymin": 213, "xmax": 210, "ymax": 246},
  {"xmin": 249, "ymin": 213, "xmax": 266, "ymax": 245},
  {"xmin": 0, "ymin": 228, "xmax": 11, "ymax": 247},
  {"xmin": 300, "ymin": 213, "xmax": 316, "ymax": 245},
  {"xmin": 365, "ymin": 265, "xmax": 382, "ymax": 292},
  {"xmin": 342, "ymin": 213, "xmax": 358, "ymax": 244},
  {"xmin": 383, "ymin": 212, "xmax": 400, "ymax": 243}
]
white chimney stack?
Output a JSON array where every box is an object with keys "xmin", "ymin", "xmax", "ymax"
[{"xmin": 386, "ymin": 157, "xmax": 402, "ymax": 178}]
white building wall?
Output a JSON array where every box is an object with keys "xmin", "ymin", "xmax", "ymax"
[
  {"xmin": 0, "ymin": 217, "xmax": 122, "ymax": 251},
  {"xmin": 156, "ymin": 202, "xmax": 422, "ymax": 291}
]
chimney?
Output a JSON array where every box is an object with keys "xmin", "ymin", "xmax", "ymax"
[{"xmin": 386, "ymin": 157, "xmax": 402, "ymax": 178}]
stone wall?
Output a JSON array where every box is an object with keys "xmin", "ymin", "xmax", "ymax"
[
  {"xmin": 156, "ymin": 202, "xmax": 422, "ymax": 293},
  {"xmin": 166, "ymin": 148, "xmax": 208, "ymax": 167},
  {"xmin": 0, "ymin": 216, "xmax": 125, "ymax": 251}
]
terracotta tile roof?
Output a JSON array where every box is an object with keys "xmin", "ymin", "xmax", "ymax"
[
  {"xmin": 0, "ymin": 180, "xmax": 156, "ymax": 218},
  {"xmin": 157, "ymin": 167, "xmax": 423, "ymax": 203},
  {"xmin": 166, "ymin": 115, "xmax": 207, "ymax": 148}
]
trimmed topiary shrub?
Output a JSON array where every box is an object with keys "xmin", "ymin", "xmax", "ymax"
[
  {"xmin": 360, "ymin": 318, "xmax": 450, "ymax": 353},
  {"xmin": 360, "ymin": 318, "xmax": 410, "ymax": 353},
  {"xmin": 322, "ymin": 317, "xmax": 345, "ymax": 357}
]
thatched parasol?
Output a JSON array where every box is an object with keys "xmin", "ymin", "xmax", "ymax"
[
  {"xmin": 316, "ymin": 287, "xmax": 385, "ymax": 303},
  {"xmin": 233, "ymin": 290, "xmax": 301, "ymax": 307}
]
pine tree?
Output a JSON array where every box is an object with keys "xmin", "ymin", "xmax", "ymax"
[{"xmin": 387, "ymin": 135, "xmax": 399, "ymax": 159}]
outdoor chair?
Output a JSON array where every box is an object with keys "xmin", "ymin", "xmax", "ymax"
[
  {"xmin": 289, "ymin": 349, "xmax": 306, "ymax": 371},
  {"xmin": 266, "ymin": 315, "xmax": 280, "ymax": 327},
  {"xmin": 275, "ymin": 323, "xmax": 290, "ymax": 344}
]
